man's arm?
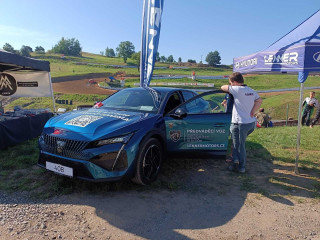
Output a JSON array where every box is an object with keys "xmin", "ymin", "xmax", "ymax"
[
  {"xmin": 221, "ymin": 85, "xmax": 229, "ymax": 92},
  {"xmin": 250, "ymin": 98, "xmax": 263, "ymax": 118}
]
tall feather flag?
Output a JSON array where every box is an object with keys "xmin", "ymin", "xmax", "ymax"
[{"xmin": 140, "ymin": 0, "xmax": 164, "ymax": 87}]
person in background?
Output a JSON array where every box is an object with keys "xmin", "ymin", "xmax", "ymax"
[
  {"xmin": 302, "ymin": 91, "xmax": 318, "ymax": 126},
  {"xmin": 255, "ymin": 108, "xmax": 271, "ymax": 128},
  {"xmin": 310, "ymin": 105, "xmax": 320, "ymax": 128},
  {"xmin": 221, "ymin": 72, "xmax": 262, "ymax": 173},
  {"xmin": 192, "ymin": 71, "xmax": 196, "ymax": 80}
]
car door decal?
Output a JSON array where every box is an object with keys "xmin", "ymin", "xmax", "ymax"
[{"xmin": 169, "ymin": 130, "xmax": 181, "ymax": 142}]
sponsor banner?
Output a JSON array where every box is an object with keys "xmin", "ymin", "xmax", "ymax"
[
  {"xmin": 0, "ymin": 71, "xmax": 51, "ymax": 97},
  {"xmin": 233, "ymin": 46, "xmax": 305, "ymax": 73},
  {"xmin": 140, "ymin": 0, "xmax": 164, "ymax": 87},
  {"xmin": 305, "ymin": 44, "xmax": 320, "ymax": 71},
  {"xmin": 134, "ymin": 82, "xmax": 214, "ymax": 87}
]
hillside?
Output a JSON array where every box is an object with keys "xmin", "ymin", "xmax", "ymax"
[
  {"xmin": 32, "ymin": 52, "xmax": 233, "ymax": 78},
  {"xmin": 4, "ymin": 52, "xmax": 319, "ymax": 120}
]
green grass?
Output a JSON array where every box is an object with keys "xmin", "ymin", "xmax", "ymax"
[
  {"xmin": 4, "ymin": 93, "xmax": 108, "ymax": 112},
  {"xmin": 259, "ymin": 90, "xmax": 320, "ymax": 120},
  {"xmin": 1, "ymin": 126, "xmax": 320, "ymax": 200},
  {"xmin": 31, "ymin": 52, "xmax": 233, "ymax": 78}
]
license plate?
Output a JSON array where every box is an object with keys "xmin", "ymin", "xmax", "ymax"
[{"xmin": 46, "ymin": 161, "xmax": 73, "ymax": 177}]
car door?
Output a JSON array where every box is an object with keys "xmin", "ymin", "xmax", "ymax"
[{"xmin": 164, "ymin": 90, "xmax": 233, "ymax": 154}]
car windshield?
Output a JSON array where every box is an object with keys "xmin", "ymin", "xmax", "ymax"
[{"xmin": 101, "ymin": 88, "xmax": 162, "ymax": 112}]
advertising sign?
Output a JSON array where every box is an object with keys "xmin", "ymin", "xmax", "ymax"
[
  {"xmin": 0, "ymin": 71, "xmax": 51, "ymax": 97},
  {"xmin": 140, "ymin": 0, "xmax": 164, "ymax": 87}
]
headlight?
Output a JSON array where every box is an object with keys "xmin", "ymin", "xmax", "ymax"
[{"xmin": 95, "ymin": 133, "xmax": 134, "ymax": 147}]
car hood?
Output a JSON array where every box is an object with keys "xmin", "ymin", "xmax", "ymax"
[{"xmin": 46, "ymin": 108, "xmax": 156, "ymax": 135}]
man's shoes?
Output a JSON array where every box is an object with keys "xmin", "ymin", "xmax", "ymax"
[
  {"xmin": 228, "ymin": 162, "xmax": 239, "ymax": 172},
  {"xmin": 228, "ymin": 162, "xmax": 246, "ymax": 173}
]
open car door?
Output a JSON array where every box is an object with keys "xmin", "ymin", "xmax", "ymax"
[{"xmin": 164, "ymin": 90, "xmax": 233, "ymax": 155}]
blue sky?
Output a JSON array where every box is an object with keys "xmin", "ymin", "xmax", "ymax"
[{"xmin": 0, "ymin": 0, "xmax": 318, "ymax": 64}]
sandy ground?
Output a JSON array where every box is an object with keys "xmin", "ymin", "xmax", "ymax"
[
  {"xmin": 0, "ymin": 156, "xmax": 320, "ymax": 240},
  {"xmin": 1, "ymin": 191, "xmax": 319, "ymax": 240}
]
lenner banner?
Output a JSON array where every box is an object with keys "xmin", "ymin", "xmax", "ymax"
[
  {"xmin": 140, "ymin": 0, "xmax": 164, "ymax": 87},
  {"xmin": 0, "ymin": 71, "xmax": 52, "ymax": 97}
]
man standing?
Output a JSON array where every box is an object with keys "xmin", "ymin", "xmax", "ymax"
[
  {"xmin": 302, "ymin": 91, "xmax": 318, "ymax": 126},
  {"xmin": 221, "ymin": 72, "xmax": 262, "ymax": 173}
]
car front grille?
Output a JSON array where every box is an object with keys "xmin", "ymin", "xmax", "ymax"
[{"xmin": 41, "ymin": 134, "xmax": 91, "ymax": 160}]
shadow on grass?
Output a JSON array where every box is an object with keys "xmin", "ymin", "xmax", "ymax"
[
  {"xmin": 246, "ymin": 141, "xmax": 320, "ymax": 203},
  {"xmin": 1, "ymin": 139, "xmax": 320, "ymax": 239}
]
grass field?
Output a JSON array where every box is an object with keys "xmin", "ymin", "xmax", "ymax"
[
  {"xmin": 1, "ymin": 126, "xmax": 319, "ymax": 199},
  {"xmin": 4, "ymin": 93, "xmax": 105, "ymax": 112},
  {"xmin": 32, "ymin": 52, "xmax": 233, "ymax": 78}
]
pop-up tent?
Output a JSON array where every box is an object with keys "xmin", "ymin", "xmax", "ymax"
[
  {"xmin": 0, "ymin": 49, "xmax": 55, "ymax": 110},
  {"xmin": 233, "ymin": 9, "xmax": 320, "ymax": 173},
  {"xmin": 0, "ymin": 50, "xmax": 55, "ymax": 149}
]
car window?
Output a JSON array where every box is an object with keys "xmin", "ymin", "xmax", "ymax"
[
  {"xmin": 182, "ymin": 92, "xmax": 227, "ymax": 114},
  {"xmin": 182, "ymin": 91, "xmax": 196, "ymax": 102},
  {"xmin": 164, "ymin": 92, "xmax": 182, "ymax": 114}
]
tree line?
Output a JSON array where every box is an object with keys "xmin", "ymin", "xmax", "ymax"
[
  {"xmin": 3, "ymin": 43, "xmax": 45, "ymax": 57},
  {"xmin": 2, "ymin": 37, "xmax": 222, "ymax": 66}
]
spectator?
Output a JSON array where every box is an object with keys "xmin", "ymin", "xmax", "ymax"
[
  {"xmin": 192, "ymin": 71, "xmax": 196, "ymax": 80},
  {"xmin": 302, "ymin": 91, "xmax": 318, "ymax": 126},
  {"xmin": 255, "ymin": 108, "xmax": 271, "ymax": 127},
  {"xmin": 310, "ymin": 106, "xmax": 320, "ymax": 128}
]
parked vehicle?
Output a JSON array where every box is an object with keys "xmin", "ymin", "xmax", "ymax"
[{"xmin": 38, "ymin": 87, "xmax": 232, "ymax": 185}]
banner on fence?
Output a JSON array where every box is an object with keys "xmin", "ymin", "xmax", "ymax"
[{"xmin": 134, "ymin": 82, "xmax": 214, "ymax": 87}]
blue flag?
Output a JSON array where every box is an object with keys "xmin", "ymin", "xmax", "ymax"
[{"xmin": 140, "ymin": 0, "xmax": 164, "ymax": 87}]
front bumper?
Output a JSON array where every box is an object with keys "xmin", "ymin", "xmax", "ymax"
[
  {"xmin": 38, "ymin": 151, "xmax": 129, "ymax": 182},
  {"xmin": 38, "ymin": 132, "xmax": 139, "ymax": 181}
]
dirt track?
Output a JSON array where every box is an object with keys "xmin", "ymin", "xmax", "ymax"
[{"xmin": 52, "ymin": 78, "xmax": 116, "ymax": 95}]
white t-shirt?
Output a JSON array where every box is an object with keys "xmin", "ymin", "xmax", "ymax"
[
  {"xmin": 304, "ymin": 97, "xmax": 318, "ymax": 107},
  {"xmin": 229, "ymin": 85, "xmax": 260, "ymax": 124}
]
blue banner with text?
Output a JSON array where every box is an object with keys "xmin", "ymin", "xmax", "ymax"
[{"xmin": 140, "ymin": 0, "xmax": 164, "ymax": 87}]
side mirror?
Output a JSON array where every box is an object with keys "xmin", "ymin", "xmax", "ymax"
[{"xmin": 170, "ymin": 108, "xmax": 187, "ymax": 119}]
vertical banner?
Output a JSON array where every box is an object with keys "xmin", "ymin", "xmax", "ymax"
[{"xmin": 140, "ymin": 0, "xmax": 164, "ymax": 87}]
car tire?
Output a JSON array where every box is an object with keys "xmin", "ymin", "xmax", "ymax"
[{"xmin": 131, "ymin": 138, "xmax": 163, "ymax": 185}]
